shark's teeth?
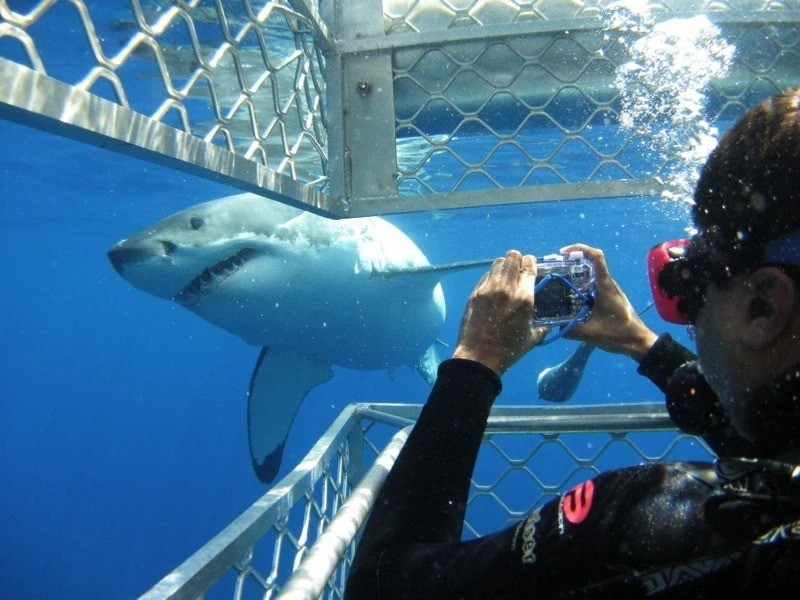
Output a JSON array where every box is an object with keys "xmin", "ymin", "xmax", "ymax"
[{"xmin": 175, "ymin": 248, "xmax": 257, "ymax": 306}]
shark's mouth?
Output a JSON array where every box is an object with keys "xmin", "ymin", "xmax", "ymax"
[{"xmin": 175, "ymin": 248, "xmax": 258, "ymax": 307}]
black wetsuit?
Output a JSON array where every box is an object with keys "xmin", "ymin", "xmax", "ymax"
[{"xmin": 345, "ymin": 335, "xmax": 800, "ymax": 598}]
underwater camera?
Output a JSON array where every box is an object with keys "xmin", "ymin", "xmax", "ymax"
[{"xmin": 533, "ymin": 252, "xmax": 596, "ymax": 325}]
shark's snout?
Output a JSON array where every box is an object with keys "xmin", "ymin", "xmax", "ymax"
[
  {"xmin": 108, "ymin": 243, "xmax": 136, "ymax": 274},
  {"xmin": 108, "ymin": 240, "xmax": 176, "ymax": 273}
]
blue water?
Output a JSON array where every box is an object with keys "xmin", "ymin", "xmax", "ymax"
[{"xmin": 0, "ymin": 113, "xmax": 699, "ymax": 597}]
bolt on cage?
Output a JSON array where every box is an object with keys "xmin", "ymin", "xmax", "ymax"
[{"xmin": 2, "ymin": 1, "xmax": 800, "ymax": 598}]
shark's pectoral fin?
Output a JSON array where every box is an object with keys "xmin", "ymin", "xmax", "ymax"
[
  {"xmin": 248, "ymin": 348, "xmax": 334, "ymax": 483},
  {"xmin": 413, "ymin": 343, "xmax": 441, "ymax": 385}
]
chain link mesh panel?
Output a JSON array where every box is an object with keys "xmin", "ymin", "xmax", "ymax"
[
  {"xmin": 389, "ymin": 3, "xmax": 800, "ymax": 201},
  {"xmin": 142, "ymin": 402, "xmax": 714, "ymax": 599},
  {"xmin": 0, "ymin": 0, "xmax": 329, "ymax": 185},
  {"xmin": 383, "ymin": 0, "xmax": 800, "ymax": 34},
  {"xmin": 228, "ymin": 445, "xmax": 354, "ymax": 599}
]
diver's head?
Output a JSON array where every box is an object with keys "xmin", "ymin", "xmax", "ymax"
[
  {"xmin": 693, "ymin": 87, "xmax": 800, "ymax": 269},
  {"xmin": 687, "ymin": 87, "xmax": 800, "ymax": 443}
]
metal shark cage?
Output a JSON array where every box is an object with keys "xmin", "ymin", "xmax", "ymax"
[
  {"xmin": 3, "ymin": 0, "xmax": 800, "ymax": 218},
  {"xmin": 140, "ymin": 403, "xmax": 715, "ymax": 599},
  {"xmin": 2, "ymin": 0, "xmax": 800, "ymax": 598}
]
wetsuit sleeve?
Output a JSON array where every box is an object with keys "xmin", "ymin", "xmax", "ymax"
[
  {"xmin": 345, "ymin": 358, "xmax": 501, "ymax": 599},
  {"xmin": 637, "ymin": 333, "xmax": 757, "ymax": 457},
  {"xmin": 635, "ymin": 333, "xmax": 723, "ymax": 435},
  {"xmin": 636, "ymin": 332, "xmax": 696, "ymax": 392}
]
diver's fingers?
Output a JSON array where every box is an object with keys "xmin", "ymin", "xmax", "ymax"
[
  {"xmin": 499, "ymin": 249, "xmax": 523, "ymax": 281},
  {"xmin": 520, "ymin": 253, "xmax": 535, "ymax": 272},
  {"xmin": 531, "ymin": 325, "xmax": 550, "ymax": 346},
  {"xmin": 518, "ymin": 253, "xmax": 536, "ymax": 291},
  {"xmin": 560, "ymin": 243, "xmax": 611, "ymax": 281},
  {"xmin": 482, "ymin": 256, "xmax": 506, "ymax": 286}
]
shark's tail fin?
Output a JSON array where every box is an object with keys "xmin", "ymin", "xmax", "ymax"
[{"xmin": 536, "ymin": 342, "xmax": 596, "ymax": 403}]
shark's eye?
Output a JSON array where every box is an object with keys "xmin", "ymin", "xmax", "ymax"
[{"xmin": 189, "ymin": 216, "xmax": 204, "ymax": 230}]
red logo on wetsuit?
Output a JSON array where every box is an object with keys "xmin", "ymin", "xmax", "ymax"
[{"xmin": 562, "ymin": 480, "xmax": 595, "ymax": 525}]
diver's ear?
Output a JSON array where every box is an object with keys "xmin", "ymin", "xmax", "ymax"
[{"xmin": 741, "ymin": 266, "xmax": 796, "ymax": 349}]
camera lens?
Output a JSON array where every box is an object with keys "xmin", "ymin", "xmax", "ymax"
[{"xmin": 533, "ymin": 277, "xmax": 574, "ymax": 321}]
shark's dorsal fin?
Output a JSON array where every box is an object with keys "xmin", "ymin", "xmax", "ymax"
[{"xmin": 248, "ymin": 348, "xmax": 334, "ymax": 483}]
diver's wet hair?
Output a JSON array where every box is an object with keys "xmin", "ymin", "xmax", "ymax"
[{"xmin": 693, "ymin": 87, "xmax": 800, "ymax": 271}]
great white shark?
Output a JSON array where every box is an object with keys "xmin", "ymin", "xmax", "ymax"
[{"xmin": 108, "ymin": 193, "xmax": 446, "ymax": 483}]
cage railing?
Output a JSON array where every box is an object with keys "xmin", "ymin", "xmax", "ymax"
[{"xmin": 140, "ymin": 401, "xmax": 714, "ymax": 599}]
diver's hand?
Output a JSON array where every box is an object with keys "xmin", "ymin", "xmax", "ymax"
[
  {"xmin": 560, "ymin": 243, "xmax": 658, "ymax": 362},
  {"xmin": 453, "ymin": 250, "xmax": 549, "ymax": 376}
]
